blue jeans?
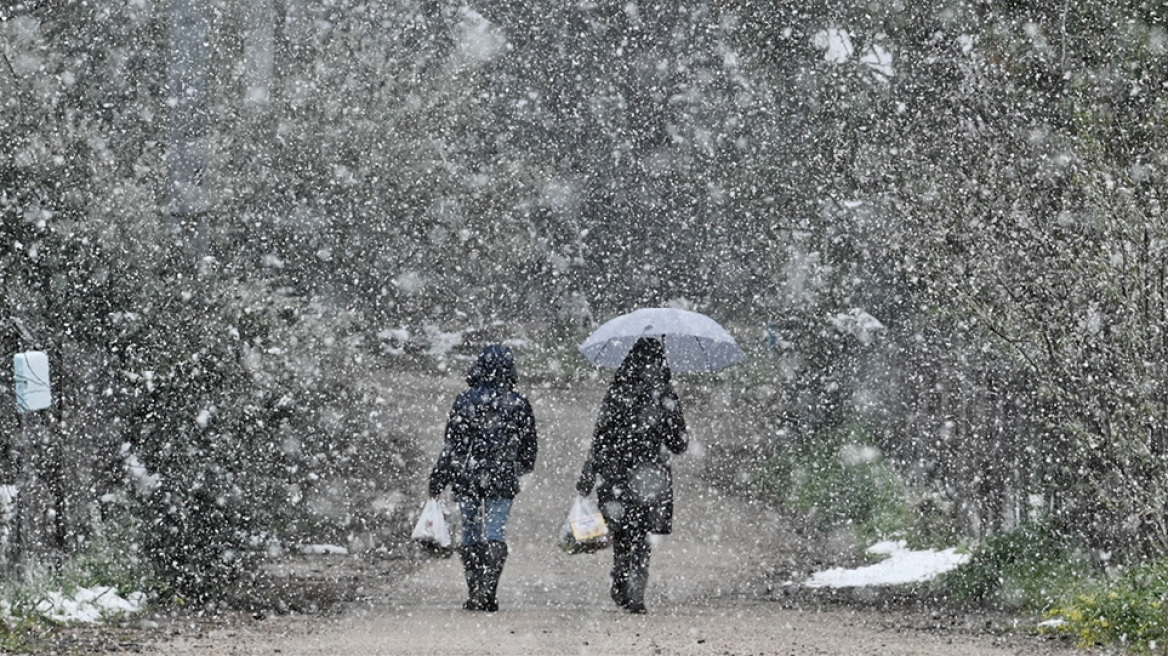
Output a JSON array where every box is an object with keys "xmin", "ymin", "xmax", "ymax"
[{"xmin": 458, "ymin": 496, "xmax": 513, "ymax": 546}]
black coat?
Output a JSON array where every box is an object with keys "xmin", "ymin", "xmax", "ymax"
[
  {"xmin": 578, "ymin": 338, "xmax": 686, "ymax": 534},
  {"xmin": 429, "ymin": 346, "xmax": 538, "ymax": 500}
]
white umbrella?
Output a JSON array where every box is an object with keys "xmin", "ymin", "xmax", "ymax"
[{"xmin": 579, "ymin": 308, "xmax": 746, "ymax": 373}]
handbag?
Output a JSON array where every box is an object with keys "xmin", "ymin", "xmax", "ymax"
[
  {"xmin": 629, "ymin": 459, "xmax": 674, "ymax": 534},
  {"xmin": 558, "ymin": 495, "xmax": 609, "ymax": 554},
  {"xmin": 411, "ymin": 498, "xmax": 453, "ymax": 558}
]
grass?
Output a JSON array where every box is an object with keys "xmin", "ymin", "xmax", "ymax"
[
  {"xmin": 0, "ymin": 616, "xmax": 51, "ymax": 653},
  {"xmin": 0, "ymin": 552, "xmax": 148, "ymax": 654},
  {"xmin": 0, "ymin": 536, "xmax": 152, "ymax": 623}
]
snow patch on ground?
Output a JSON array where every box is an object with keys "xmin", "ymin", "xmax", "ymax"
[
  {"xmin": 804, "ymin": 540, "xmax": 969, "ymax": 588},
  {"xmin": 30, "ymin": 586, "xmax": 147, "ymax": 624},
  {"xmin": 301, "ymin": 544, "xmax": 349, "ymax": 555}
]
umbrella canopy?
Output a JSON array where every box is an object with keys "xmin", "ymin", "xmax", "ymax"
[{"xmin": 579, "ymin": 308, "xmax": 746, "ymax": 373}]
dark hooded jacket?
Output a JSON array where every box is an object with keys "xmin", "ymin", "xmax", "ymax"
[
  {"xmin": 429, "ymin": 345, "xmax": 538, "ymax": 500},
  {"xmin": 578, "ymin": 338, "xmax": 687, "ymax": 533}
]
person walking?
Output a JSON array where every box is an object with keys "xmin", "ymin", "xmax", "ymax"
[
  {"xmin": 429, "ymin": 344, "xmax": 538, "ymax": 612},
  {"xmin": 576, "ymin": 337, "xmax": 687, "ymax": 614}
]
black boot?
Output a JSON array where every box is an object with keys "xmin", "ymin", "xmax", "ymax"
[
  {"xmin": 623, "ymin": 536, "xmax": 650, "ymax": 614},
  {"xmin": 610, "ymin": 576, "xmax": 629, "ymax": 609},
  {"xmin": 480, "ymin": 541, "xmax": 508, "ymax": 612},
  {"xmin": 460, "ymin": 544, "xmax": 486, "ymax": 611},
  {"xmin": 624, "ymin": 566, "xmax": 648, "ymax": 614}
]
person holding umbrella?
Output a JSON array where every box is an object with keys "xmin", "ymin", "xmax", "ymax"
[
  {"xmin": 429, "ymin": 344, "xmax": 538, "ymax": 612},
  {"xmin": 576, "ymin": 337, "xmax": 687, "ymax": 614}
]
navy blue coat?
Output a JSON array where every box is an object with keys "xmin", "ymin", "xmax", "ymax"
[{"xmin": 429, "ymin": 346, "xmax": 538, "ymax": 500}]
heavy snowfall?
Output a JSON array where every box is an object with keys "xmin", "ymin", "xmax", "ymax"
[{"xmin": 2, "ymin": 0, "xmax": 1167, "ymax": 653}]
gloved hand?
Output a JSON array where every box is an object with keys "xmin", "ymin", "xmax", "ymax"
[{"xmin": 575, "ymin": 473, "xmax": 593, "ymax": 497}]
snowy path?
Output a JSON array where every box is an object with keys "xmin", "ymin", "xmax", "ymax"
[{"xmin": 123, "ymin": 373, "xmax": 1078, "ymax": 655}]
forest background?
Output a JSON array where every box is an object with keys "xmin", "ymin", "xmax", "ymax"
[{"xmin": 2, "ymin": 0, "xmax": 1168, "ymax": 637}]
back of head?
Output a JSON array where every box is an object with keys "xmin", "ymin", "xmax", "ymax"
[
  {"xmin": 466, "ymin": 344, "xmax": 517, "ymax": 389},
  {"xmin": 596, "ymin": 337, "xmax": 673, "ymax": 450},
  {"xmin": 614, "ymin": 337, "xmax": 670, "ymax": 387}
]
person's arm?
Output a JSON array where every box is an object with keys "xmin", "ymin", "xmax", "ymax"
[
  {"xmin": 576, "ymin": 450, "xmax": 595, "ymax": 496},
  {"xmin": 577, "ymin": 407, "xmax": 607, "ymax": 495},
  {"xmin": 662, "ymin": 391, "xmax": 688, "ymax": 455},
  {"xmin": 429, "ymin": 398, "xmax": 468, "ymax": 496}
]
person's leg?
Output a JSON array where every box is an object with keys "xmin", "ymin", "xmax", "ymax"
[
  {"xmin": 609, "ymin": 525, "xmax": 632, "ymax": 608},
  {"xmin": 602, "ymin": 500, "xmax": 636, "ymax": 609},
  {"xmin": 480, "ymin": 497, "xmax": 513, "ymax": 612},
  {"xmin": 459, "ymin": 496, "xmax": 485, "ymax": 547},
  {"xmin": 458, "ymin": 497, "xmax": 487, "ymax": 610},
  {"xmin": 622, "ymin": 527, "xmax": 651, "ymax": 614},
  {"xmin": 483, "ymin": 497, "xmax": 513, "ymax": 543}
]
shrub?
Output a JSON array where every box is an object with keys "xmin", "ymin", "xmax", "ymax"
[
  {"xmin": 752, "ymin": 421, "xmax": 910, "ymax": 541},
  {"xmin": 938, "ymin": 524, "xmax": 1090, "ymax": 610},
  {"xmin": 1044, "ymin": 559, "xmax": 1168, "ymax": 651},
  {"xmin": 122, "ymin": 283, "xmax": 423, "ymax": 605}
]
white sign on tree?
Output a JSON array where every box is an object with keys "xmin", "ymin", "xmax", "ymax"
[{"xmin": 14, "ymin": 351, "xmax": 51, "ymax": 413}]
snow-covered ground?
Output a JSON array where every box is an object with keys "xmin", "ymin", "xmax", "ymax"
[{"xmin": 804, "ymin": 540, "xmax": 969, "ymax": 588}]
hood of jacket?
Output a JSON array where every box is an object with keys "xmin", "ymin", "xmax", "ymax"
[{"xmin": 466, "ymin": 344, "xmax": 517, "ymax": 389}]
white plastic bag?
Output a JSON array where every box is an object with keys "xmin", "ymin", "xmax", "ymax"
[
  {"xmin": 411, "ymin": 498, "xmax": 453, "ymax": 557},
  {"xmin": 559, "ymin": 495, "xmax": 609, "ymax": 554}
]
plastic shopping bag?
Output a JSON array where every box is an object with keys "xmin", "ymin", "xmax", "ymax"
[
  {"xmin": 558, "ymin": 495, "xmax": 609, "ymax": 554},
  {"xmin": 411, "ymin": 498, "xmax": 453, "ymax": 558}
]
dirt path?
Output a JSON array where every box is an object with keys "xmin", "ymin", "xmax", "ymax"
[{"xmin": 120, "ymin": 372, "xmax": 1081, "ymax": 656}]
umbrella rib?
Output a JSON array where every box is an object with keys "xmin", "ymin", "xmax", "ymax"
[{"xmin": 695, "ymin": 335, "xmax": 711, "ymax": 370}]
